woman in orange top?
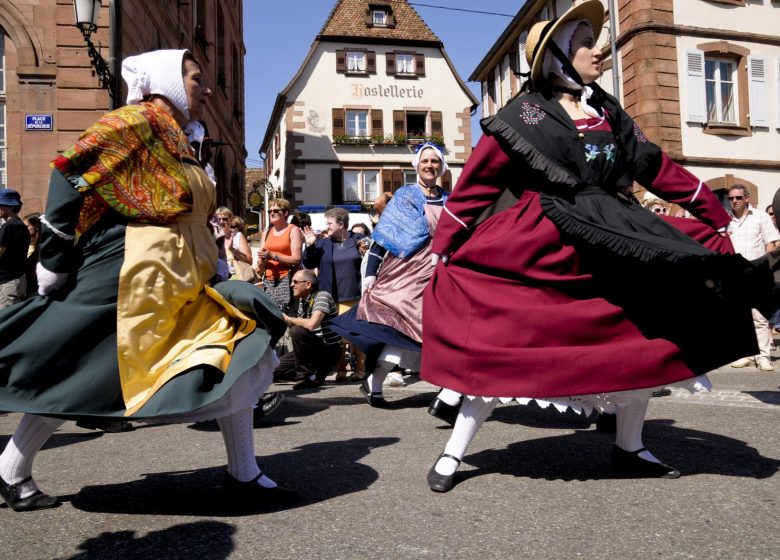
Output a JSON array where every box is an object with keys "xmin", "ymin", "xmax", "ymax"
[{"xmin": 256, "ymin": 198, "xmax": 303, "ymax": 310}]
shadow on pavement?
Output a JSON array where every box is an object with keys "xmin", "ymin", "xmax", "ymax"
[
  {"xmin": 65, "ymin": 436, "xmax": 398, "ymax": 517},
  {"xmin": 55, "ymin": 520, "xmax": 235, "ymax": 560},
  {"xmin": 458, "ymin": 419, "xmax": 780, "ymax": 485},
  {"xmin": 0, "ymin": 432, "xmax": 105, "ymax": 452},
  {"xmin": 743, "ymin": 390, "xmax": 780, "ymax": 406}
]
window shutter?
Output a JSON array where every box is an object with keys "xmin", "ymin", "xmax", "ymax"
[
  {"xmin": 441, "ymin": 170, "xmax": 452, "ymax": 192},
  {"xmin": 364, "ymin": 9, "xmax": 372, "ymax": 26},
  {"xmin": 371, "ymin": 109, "xmax": 383, "ymax": 137},
  {"xmin": 777, "ymin": 59, "xmax": 780, "ymax": 129},
  {"xmin": 518, "ymin": 31, "xmax": 530, "ymax": 77},
  {"xmin": 367, "ymin": 51, "xmax": 376, "ymax": 74},
  {"xmin": 392, "ymin": 169, "xmax": 404, "ymax": 191},
  {"xmin": 336, "ymin": 49, "xmax": 346, "ymax": 74},
  {"xmin": 393, "ymin": 110, "xmax": 405, "ymax": 137},
  {"xmin": 686, "ymin": 49, "xmax": 707, "ymax": 123},
  {"xmin": 386, "ymin": 52, "xmax": 396, "ymax": 75},
  {"xmin": 382, "ymin": 170, "xmax": 392, "ymax": 192},
  {"xmin": 415, "ymin": 53, "xmax": 426, "ymax": 77},
  {"xmin": 332, "ymin": 108, "xmax": 345, "ymax": 136},
  {"xmin": 387, "ymin": 13, "xmax": 396, "ymax": 27},
  {"xmin": 331, "ymin": 168, "xmax": 344, "ymax": 204},
  {"xmin": 747, "ymin": 55, "xmax": 769, "ymax": 127},
  {"xmin": 430, "ymin": 111, "xmax": 443, "ymax": 137}
]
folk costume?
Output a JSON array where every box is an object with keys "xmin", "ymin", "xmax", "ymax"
[
  {"xmin": 330, "ymin": 143, "xmax": 448, "ymax": 405},
  {"xmin": 0, "ymin": 50, "xmax": 291, "ymax": 512},
  {"xmin": 422, "ymin": 1, "xmax": 767, "ymax": 492}
]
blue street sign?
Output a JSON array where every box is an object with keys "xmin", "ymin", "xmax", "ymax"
[{"xmin": 25, "ymin": 114, "xmax": 53, "ymax": 131}]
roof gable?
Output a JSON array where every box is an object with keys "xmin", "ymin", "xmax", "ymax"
[{"xmin": 318, "ymin": 0, "xmax": 440, "ymax": 45}]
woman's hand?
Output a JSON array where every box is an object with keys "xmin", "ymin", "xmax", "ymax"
[
  {"xmin": 362, "ymin": 276, "xmax": 376, "ymax": 292},
  {"xmin": 430, "ymin": 253, "xmax": 448, "ymax": 267},
  {"xmin": 303, "ymin": 226, "xmax": 317, "ymax": 246},
  {"xmin": 257, "ymin": 248, "xmax": 270, "ymax": 261}
]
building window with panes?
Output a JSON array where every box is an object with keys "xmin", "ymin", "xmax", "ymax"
[
  {"xmin": 0, "ymin": 31, "xmax": 6, "ymax": 189},
  {"xmin": 346, "ymin": 51, "xmax": 366, "ymax": 73},
  {"xmin": 372, "ymin": 9, "xmax": 387, "ymax": 26},
  {"xmin": 344, "ymin": 169, "xmax": 379, "ymax": 202},
  {"xmin": 346, "ymin": 110, "xmax": 369, "ymax": 137},
  {"xmin": 706, "ymin": 58, "xmax": 737, "ymax": 123},
  {"xmin": 396, "ymin": 53, "xmax": 415, "ymax": 75}
]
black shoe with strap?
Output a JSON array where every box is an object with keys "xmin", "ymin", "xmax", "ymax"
[
  {"xmin": 221, "ymin": 472, "xmax": 298, "ymax": 505},
  {"xmin": 427, "ymin": 453, "xmax": 461, "ymax": 493},
  {"xmin": 427, "ymin": 394, "xmax": 461, "ymax": 426},
  {"xmin": 610, "ymin": 445, "xmax": 681, "ymax": 479},
  {"xmin": 359, "ymin": 380, "xmax": 392, "ymax": 409},
  {"xmin": 0, "ymin": 475, "xmax": 58, "ymax": 512}
]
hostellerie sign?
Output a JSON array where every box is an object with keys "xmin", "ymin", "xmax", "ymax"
[
  {"xmin": 25, "ymin": 114, "xmax": 54, "ymax": 131},
  {"xmin": 350, "ymin": 84, "xmax": 424, "ymax": 100}
]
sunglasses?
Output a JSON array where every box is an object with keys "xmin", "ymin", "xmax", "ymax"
[
  {"xmin": 290, "ymin": 279, "xmax": 307, "ymax": 285},
  {"xmin": 728, "ymin": 196, "xmax": 744, "ymax": 201},
  {"xmin": 269, "ymin": 209, "xmax": 284, "ymax": 214}
]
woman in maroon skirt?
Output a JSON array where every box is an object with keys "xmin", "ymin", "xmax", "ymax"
[{"xmin": 421, "ymin": 0, "xmax": 766, "ymax": 492}]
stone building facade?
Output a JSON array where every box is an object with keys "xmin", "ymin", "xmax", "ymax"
[
  {"xmin": 259, "ymin": 0, "xmax": 478, "ymax": 210},
  {"xmin": 0, "ymin": 0, "xmax": 246, "ymax": 215},
  {"xmin": 470, "ymin": 0, "xmax": 780, "ymax": 206}
]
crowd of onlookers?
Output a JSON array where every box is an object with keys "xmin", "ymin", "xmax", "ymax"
[{"xmin": 211, "ymin": 192, "xmax": 396, "ymax": 393}]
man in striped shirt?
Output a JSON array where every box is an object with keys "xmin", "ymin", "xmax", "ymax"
[{"xmin": 274, "ymin": 269, "xmax": 341, "ymax": 389}]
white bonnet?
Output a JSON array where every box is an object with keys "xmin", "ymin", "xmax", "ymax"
[
  {"xmin": 412, "ymin": 142, "xmax": 449, "ymax": 178},
  {"xmin": 122, "ymin": 49, "xmax": 190, "ymax": 121}
]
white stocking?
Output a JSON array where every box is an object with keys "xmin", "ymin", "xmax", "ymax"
[
  {"xmin": 437, "ymin": 388, "xmax": 462, "ymax": 407},
  {"xmin": 435, "ymin": 397, "xmax": 499, "ymax": 476},
  {"xmin": 216, "ymin": 408, "xmax": 277, "ymax": 488},
  {"xmin": 366, "ymin": 365, "xmax": 390, "ymax": 394},
  {"xmin": 0, "ymin": 414, "xmax": 64, "ymax": 498},
  {"xmin": 615, "ymin": 397, "xmax": 660, "ymax": 463}
]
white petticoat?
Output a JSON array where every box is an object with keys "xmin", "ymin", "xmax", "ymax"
[
  {"xmin": 377, "ymin": 344, "xmax": 421, "ymax": 372},
  {"xmin": 463, "ymin": 374, "xmax": 712, "ymax": 416},
  {"xmin": 140, "ymin": 346, "xmax": 278, "ymax": 424}
]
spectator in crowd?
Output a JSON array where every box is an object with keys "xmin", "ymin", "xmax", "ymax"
[
  {"xmin": 214, "ymin": 207, "xmax": 253, "ymax": 281},
  {"xmin": 330, "ymin": 142, "xmax": 448, "ymax": 406},
  {"xmin": 0, "ymin": 189, "xmax": 31, "ymax": 308},
  {"xmin": 642, "ymin": 192, "xmax": 670, "ymax": 216},
  {"xmin": 369, "ymin": 192, "xmax": 393, "ymax": 228},
  {"xmin": 23, "ymin": 213, "xmax": 41, "ymax": 297},
  {"xmin": 290, "ymin": 212, "xmax": 312, "ymax": 230},
  {"xmin": 273, "ymin": 269, "xmax": 341, "ymax": 390},
  {"xmin": 257, "ymin": 198, "xmax": 302, "ymax": 310},
  {"xmin": 728, "ymin": 184, "xmax": 779, "ymax": 372},
  {"xmin": 302, "ymin": 207, "xmax": 366, "ymax": 381},
  {"xmin": 351, "ymin": 223, "xmax": 371, "ymax": 237}
]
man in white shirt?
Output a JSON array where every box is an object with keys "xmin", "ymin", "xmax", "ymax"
[{"xmin": 728, "ymin": 184, "xmax": 780, "ymax": 371}]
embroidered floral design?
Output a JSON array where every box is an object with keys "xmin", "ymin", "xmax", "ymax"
[
  {"xmin": 603, "ymin": 144, "xmax": 616, "ymax": 162},
  {"xmin": 633, "ymin": 123, "xmax": 648, "ymax": 143},
  {"xmin": 584, "ymin": 144, "xmax": 601, "ymax": 162},
  {"xmin": 520, "ymin": 102, "xmax": 545, "ymax": 125}
]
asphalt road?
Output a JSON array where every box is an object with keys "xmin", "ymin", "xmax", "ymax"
[{"xmin": 0, "ymin": 365, "xmax": 777, "ymax": 560}]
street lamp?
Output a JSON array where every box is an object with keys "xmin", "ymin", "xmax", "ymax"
[{"xmin": 72, "ymin": 0, "xmax": 115, "ymax": 101}]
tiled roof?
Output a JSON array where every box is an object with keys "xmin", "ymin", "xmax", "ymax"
[{"xmin": 319, "ymin": 0, "xmax": 441, "ymax": 44}]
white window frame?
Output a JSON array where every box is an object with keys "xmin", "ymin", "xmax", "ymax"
[
  {"xmin": 345, "ymin": 109, "xmax": 369, "ymax": 137},
  {"xmin": 403, "ymin": 170, "xmax": 417, "ymax": 185},
  {"xmin": 372, "ymin": 9, "xmax": 387, "ymax": 26},
  {"xmin": 343, "ymin": 169, "xmax": 379, "ymax": 202},
  {"xmin": 705, "ymin": 56, "xmax": 738, "ymax": 124},
  {"xmin": 396, "ymin": 53, "xmax": 415, "ymax": 75},
  {"xmin": 346, "ymin": 50, "xmax": 367, "ymax": 73}
]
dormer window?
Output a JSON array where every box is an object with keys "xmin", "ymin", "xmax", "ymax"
[
  {"xmin": 373, "ymin": 9, "xmax": 387, "ymax": 26},
  {"xmin": 366, "ymin": 4, "xmax": 395, "ymax": 28}
]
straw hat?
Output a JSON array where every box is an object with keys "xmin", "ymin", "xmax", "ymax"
[{"xmin": 525, "ymin": 0, "xmax": 605, "ymax": 86}]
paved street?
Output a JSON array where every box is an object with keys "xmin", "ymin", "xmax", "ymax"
[{"xmin": 1, "ymin": 364, "xmax": 777, "ymax": 560}]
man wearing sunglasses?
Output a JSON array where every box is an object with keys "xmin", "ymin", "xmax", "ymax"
[
  {"xmin": 727, "ymin": 184, "xmax": 780, "ymax": 372},
  {"xmin": 272, "ymin": 269, "xmax": 341, "ymax": 389}
]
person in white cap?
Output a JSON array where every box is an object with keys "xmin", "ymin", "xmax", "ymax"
[
  {"xmin": 0, "ymin": 188, "xmax": 30, "ymax": 308},
  {"xmin": 0, "ymin": 49, "xmax": 294, "ymax": 511},
  {"xmin": 330, "ymin": 142, "xmax": 449, "ymax": 407},
  {"xmin": 421, "ymin": 0, "xmax": 770, "ymax": 492}
]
